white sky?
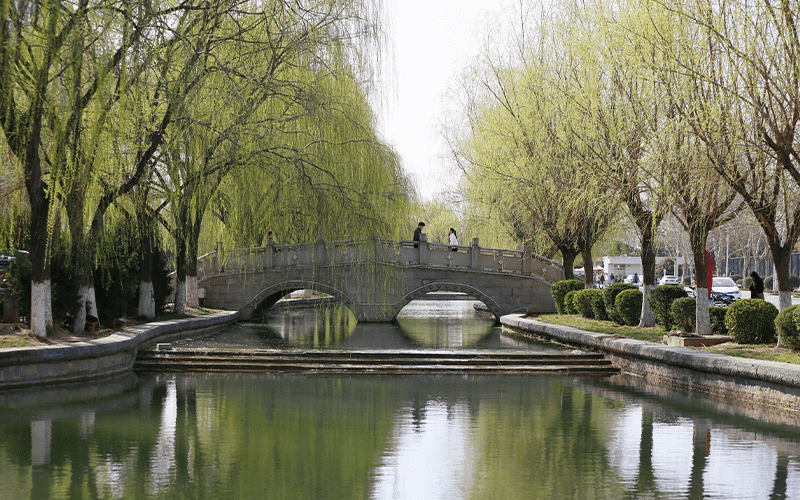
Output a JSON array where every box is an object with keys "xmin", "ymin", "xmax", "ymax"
[{"xmin": 380, "ymin": 0, "xmax": 514, "ymax": 201}]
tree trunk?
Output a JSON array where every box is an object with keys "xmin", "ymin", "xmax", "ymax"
[
  {"xmin": 29, "ymin": 193, "xmax": 51, "ymax": 337},
  {"xmin": 560, "ymin": 247, "xmax": 579, "ymax": 280},
  {"xmin": 639, "ymin": 231, "xmax": 657, "ymax": 327},
  {"xmin": 579, "ymin": 243, "xmax": 594, "ymax": 288},
  {"xmin": 769, "ymin": 244, "xmax": 793, "ymax": 312},
  {"xmin": 185, "ymin": 209, "xmax": 203, "ymax": 309},
  {"xmin": 138, "ymin": 217, "xmax": 156, "ymax": 319},
  {"xmin": 138, "ymin": 281, "xmax": 155, "ymax": 319},
  {"xmin": 692, "ymin": 247, "xmax": 712, "ymax": 336},
  {"xmin": 174, "ymin": 246, "xmax": 187, "ymax": 315}
]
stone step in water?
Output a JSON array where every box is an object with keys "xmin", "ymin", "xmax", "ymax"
[{"xmin": 134, "ymin": 349, "xmax": 619, "ymax": 375}]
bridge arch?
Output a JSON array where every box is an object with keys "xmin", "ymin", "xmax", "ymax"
[
  {"xmin": 391, "ymin": 282, "xmax": 504, "ymax": 321},
  {"xmin": 240, "ymin": 280, "xmax": 356, "ymax": 320}
]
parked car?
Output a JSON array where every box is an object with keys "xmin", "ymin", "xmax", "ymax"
[
  {"xmin": 711, "ymin": 276, "xmax": 741, "ymax": 300},
  {"xmin": 658, "ymin": 275, "xmax": 680, "ymax": 286},
  {"xmin": 683, "ymin": 277, "xmax": 741, "ymax": 301}
]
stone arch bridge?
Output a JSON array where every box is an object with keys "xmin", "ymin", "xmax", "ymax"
[{"xmin": 197, "ymin": 236, "xmax": 562, "ymax": 322}]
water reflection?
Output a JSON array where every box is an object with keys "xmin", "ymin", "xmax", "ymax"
[
  {"xmin": 3, "ymin": 373, "xmax": 800, "ymax": 499},
  {"xmin": 182, "ymin": 300, "xmax": 560, "ymax": 351}
]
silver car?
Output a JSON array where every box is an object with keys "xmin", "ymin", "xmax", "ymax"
[{"xmin": 658, "ymin": 275, "xmax": 680, "ymax": 286}]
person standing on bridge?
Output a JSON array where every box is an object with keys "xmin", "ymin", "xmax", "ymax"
[
  {"xmin": 413, "ymin": 222, "xmax": 425, "ymax": 248},
  {"xmin": 267, "ymin": 231, "xmax": 280, "ymax": 252},
  {"xmin": 449, "ymin": 228, "xmax": 458, "ymax": 251}
]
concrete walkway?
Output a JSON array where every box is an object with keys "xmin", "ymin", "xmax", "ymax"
[
  {"xmin": 0, "ymin": 311, "xmax": 239, "ymax": 390},
  {"xmin": 501, "ymin": 314, "xmax": 800, "ymax": 412}
]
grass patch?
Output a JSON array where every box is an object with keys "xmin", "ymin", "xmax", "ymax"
[
  {"xmin": 536, "ymin": 314, "xmax": 667, "ymax": 343},
  {"xmin": 0, "ymin": 334, "xmax": 44, "ymax": 348},
  {"xmin": 699, "ymin": 346, "xmax": 800, "ymax": 365}
]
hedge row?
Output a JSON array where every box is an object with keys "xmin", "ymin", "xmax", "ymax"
[{"xmin": 550, "ymin": 280, "xmax": 798, "ymax": 349}]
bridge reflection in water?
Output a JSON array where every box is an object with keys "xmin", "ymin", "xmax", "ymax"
[
  {"xmin": 175, "ymin": 300, "xmax": 564, "ymax": 351},
  {"xmin": 197, "ymin": 236, "xmax": 563, "ymax": 321}
]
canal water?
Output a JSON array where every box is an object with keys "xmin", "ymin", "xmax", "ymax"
[{"xmin": 2, "ymin": 300, "xmax": 800, "ymax": 499}]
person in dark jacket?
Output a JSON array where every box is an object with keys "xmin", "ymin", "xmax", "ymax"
[
  {"xmin": 749, "ymin": 271, "xmax": 765, "ymax": 299},
  {"xmin": 413, "ymin": 222, "xmax": 425, "ymax": 248}
]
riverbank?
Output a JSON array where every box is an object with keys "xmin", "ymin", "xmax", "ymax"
[
  {"xmin": 0, "ymin": 310, "xmax": 239, "ymax": 390},
  {"xmin": 501, "ymin": 314, "xmax": 800, "ymax": 413}
]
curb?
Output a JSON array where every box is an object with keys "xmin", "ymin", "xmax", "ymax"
[
  {"xmin": 501, "ymin": 314, "xmax": 800, "ymax": 412},
  {"xmin": 0, "ymin": 311, "xmax": 239, "ymax": 390}
]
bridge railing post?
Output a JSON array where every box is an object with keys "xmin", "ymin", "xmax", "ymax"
[
  {"xmin": 266, "ymin": 237, "xmax": 275, "ymax": 269},
  {"xmin": 419, "ymin": 234, "xmax": 429, "ymax": 265},
  {"xmin": 470, "ymin": 238, "xmax": 480, "ymax": 269},
  {"xmin": 520, "ymin": 243, "xmax": 532, "ymax": 275},
  {"xmin": 316, "ymin": 234, "xmax": 328, "ymax": 265}
]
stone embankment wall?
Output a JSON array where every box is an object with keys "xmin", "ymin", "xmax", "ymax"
[
  {"xmin": 502, "ymin": 315, "xmax": 800, "ymax": 413},
  {"xmin": 0, "ymin": 311, "xmax": 239, "ymax": 390}
]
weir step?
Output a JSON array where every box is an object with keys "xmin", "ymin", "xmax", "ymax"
[{"xmin": 134, "ymin": 349, "xmax": 619, "ymax": 375}]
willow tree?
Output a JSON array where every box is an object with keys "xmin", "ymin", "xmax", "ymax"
[
  {"xmin": 0, "ymin": 0, "xmax": 170, "ymax": 335},
  {"xmin": 550, "ymin": 0, "xmax": 678, "ymax": 326},
  {"xmin": 214, "ymin": 68, "xmax": 409, "ymax": 251},
  {"xmin": 649, "ymin": 0, "xmax": 800, "ymax": 312},
  {"xmin": 144, "ymin": 0, "xmax": 403, "ymax": 313},
  {"xmin": 448, "ymin": 29, "xmax": 618, "ymax": 283}
]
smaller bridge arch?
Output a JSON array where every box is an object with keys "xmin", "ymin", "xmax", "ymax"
[
  {"xmin": 240, "ymin": 280, "xmax": 356, "ymax": 319},
  {"xmin": 390, "ymin": 282, "xmax": 504, "ymax": 321}
]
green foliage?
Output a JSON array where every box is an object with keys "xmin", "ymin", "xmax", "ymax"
[
  {"xmin": 777, "ymin": 305, "xmax": 800, "ymax": 350},
  {"xmin": 615, "ymin": 289, "xmax": 643, "ymax": 326},
  {"xmin": 590, "ymin": 289, "xmax": 608, "ymax": 320},
  {"xmin": 4, "ymin": 250, "xmax": 31, "ymax": 318},
  {"xmin": 604, "ymin": 282, "xmax": 637, "ymax": 325},
  {"xmin": 792, "ymin": 276, "xmax": 800, "ymax": 289},
  {"xmin": 49, "ymin": 248, "xmax": 82, "ymax": 326},
  {"xmin": 730, "ymin": 274, "xmax": 743, "ymax": 283},
  {"xmin": 682, "ymin": 276, "xmax": 692, "ymax": 286},
  {"xmin": 573, "ymin": 288, "xmax": 604, "ymax": 319},
  {"xmin": 94, "ymin": 227, "xmax": 173, "ymax": 326},
  {"xmin": 647, "ymin": 285, "xmax": 688, "ymax": 330},
  {"xmin": 709, "ymin": 306, "xmax": 728, "ymax": 336},
  {"xmin": 551, "ymin": 279, "xmax": 585, "ymax": 314},
  {"xmin": 764, "ymin": 276, "xmax": 774, "ymax": 289},
  {"xmin": 725, "ymin": 299, "xmax": 779, "ymax": 344},
  {"xmin": 671, "ymin": 298, "xmax": 696, "ymax": 332},
  {"xmin": 743, "ymin": 277, "xmax": 753, "ymax": 289},
  {"xmin": 564, "ymin": 290, "xmax": 580, "ymax": 315}
]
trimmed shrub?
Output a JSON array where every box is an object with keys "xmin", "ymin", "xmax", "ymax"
[
  {"xmin": 551, "ymin": 279, "xmax": 585, "ymax": 314},
  {"xmin": 647, "ymin": 285, "xmax": 688, "ymax": 330},
  {"xmin": 742, "ymin": 277, "xmax": 753, "ymax": 289},
  {"xmin": 730, "ymin": 274, "xmax": 743, "ymax": 284},
  {"xmin": 604, "ymin": 282, "xmax": 637, "ymax": 325},
  {"xmin": 725, "ymin": 299, "xmax": 779, "ymax": 344},
  {"xmin": 564, "ymin": 290, "xmax": 580, "ymax": 315},
  {"xmin": 764, "ymin": 275, "xmax": 774, "ymax": 289},
  {"xmin": 590, "ymin": 289, "xmax": 608, "ymax": 320},
  {"xmin": 709, "ymin": 306, "xmax": 728, "ymax": 336},
  {"xmin": 682, "ymin": 276, "xmax": 692, "ymax": 286},
  {"xmin": 573, "ymin": 288, "xmax": 604, "ymax": 319},
  {"xmin": 792, "ymin": 275, "xmax": 800, "ymax": 289},
  {"xmin": 616, "ymin": 289, "xmax": 643, "ymax": 326},
  {"xmin": 778, "ymin": 305, "xmax": 800, "ymax": 350},
  {"xmin": 671, "ymin": 297, "xmax": 696, "ymax": 332}
]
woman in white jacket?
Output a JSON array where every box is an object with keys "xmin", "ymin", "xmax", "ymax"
[{"xmin": 448, "ymin": 228, "xmax": 458, "ymax": 251}]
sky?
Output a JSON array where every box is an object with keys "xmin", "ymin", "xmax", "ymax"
[{"xmin": 379, "ymin": 0, "xmax": 514, "ymax": 201}]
